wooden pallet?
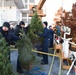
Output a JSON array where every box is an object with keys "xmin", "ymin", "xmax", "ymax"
[{"xmin": 54, "ymin": 44, "xmax": 72, "ymax": 70}]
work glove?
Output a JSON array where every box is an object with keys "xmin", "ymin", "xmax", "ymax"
[
  {"xmin": 34, "ymin": 31, "xmax": 38, "ymax": 35},
  {"xmin": 19, "ymin": 33, "xmax": 22, "ymax": 37}
]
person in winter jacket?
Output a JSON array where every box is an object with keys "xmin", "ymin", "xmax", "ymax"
[
  {"xmin": 37, "ymin": 21, "xmax": 49, "ymax": 65},
  {"xmin": 0, "ymin": 22, "xmax": 19, "ymax": 60},
  {"xmin": 0, "ymin": 22, "xmax": 19, "ymax": 46},
  {"xmin": 49, "ymin": 25, "xmax": 54, "ymax": 48},
  {"xmin": 14, "ymin": 21, "xmax": 29, "ymax": 37},
  {"xmin": 15, "ymin": 21, "xmax": 29, "ymax": 74}
]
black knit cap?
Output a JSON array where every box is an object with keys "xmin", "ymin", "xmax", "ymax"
[
  {"xmin": 19, "ymin": 21, "xmax": 25, "ymax": 26},
  {"xmin": 3, "ymin": 22, "xmax": 10, "ymax": 29},
  {"xmin": 43, "ymin": 21, "xmax": 48, "ymax": 27}
]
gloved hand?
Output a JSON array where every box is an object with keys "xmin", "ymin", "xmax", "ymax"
[
  {"xmin": 34, "ymin": 31, "xmax": 38, "ymax": 34},
  {"xmin": 19, "ymin": 33, "xmax": 22, "ymax": 37}
]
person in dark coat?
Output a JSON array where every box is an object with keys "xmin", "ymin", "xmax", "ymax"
[
  {"xmin": 0, "ymin": 22, "xmax": 19, "ymax": 60},
  {"xmin": 10, "ymin": 25, "xmax": 15, "ymax": 34},
  {"xmin": 55, "ymin": 21, "xmax": 61, "ymax": 36},
  {"xmin": 14, "ymin": 21, "xmax": 29, "ymax": 74},
  {"xmin": 0, "ymin": 22, "xmax": 19, "ymax": 46},
  {"xmin": 49, "ymin": 25, "xmax": 54, "ymax": 48},
  {"xmin": 9, "ymin": 25, "xmax": 16, "ymax": 45},
  {"xmin": 14, "ymin": 21, "xmax": 28, "ymax": 37},
  {"xmin": 37, "ymin": 21, "xmax": 49, "ymax": 65}
]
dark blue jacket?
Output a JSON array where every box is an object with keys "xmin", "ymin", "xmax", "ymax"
[
  {"xmin": 38, "ymin": 27, "xmax": 49, "ymax": 51},
  {"xmin": 0, "ymin": 27, "xmax": 19, "ymax": 45},
  {"xmin": 49, "ymin": 29, "xmax": 54, "ymax": 40},
  {"xmin": 49, "ymin": 29, "xmax": 54, "ymax": 47}
]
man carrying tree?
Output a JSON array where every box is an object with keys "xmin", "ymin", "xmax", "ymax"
[{"xmin": 35, "ymin": 21, "xmax": 49, "ymax": 65}]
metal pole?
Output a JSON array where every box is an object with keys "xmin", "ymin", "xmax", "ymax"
[{"xmin": 66, "ymin": 59, "xmax": 76, "ymax": 75}]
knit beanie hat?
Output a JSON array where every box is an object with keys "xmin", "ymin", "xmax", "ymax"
[
  {"xmin": 3, "ymin": 22, "xmax": 10, "ymax": 29},
  {"xmin": 43, "ymin": 21, "xmax": 48, "ymax": 27},
  {"xmin": 19, "ymin": 21, "xmax": 25, "ymax": 26}
]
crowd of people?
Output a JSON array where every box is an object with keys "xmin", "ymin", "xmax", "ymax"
[{"xmin": 0, "ymin": 21, "xmax": 61, "ymax": 74}]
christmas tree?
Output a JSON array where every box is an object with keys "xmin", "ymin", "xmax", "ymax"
[
  {"xmin": 28, "ymin": 12, "xmax": 43, "ymax": 48},
  {"xmin": 0, "ymin": 33, "xmax": 14, "ymax": 75},
  {"xmin": 16, "ymin": 30, "xmax": 36, "ymax": 71}
]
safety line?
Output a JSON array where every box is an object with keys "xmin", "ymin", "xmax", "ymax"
[
  {"xmin": 32, "ymin": 50, "xmax": 60, "ymax": 57},
  {"xmin": 48, "ymin": 49, "xmax": 56, "ymax": 75}
]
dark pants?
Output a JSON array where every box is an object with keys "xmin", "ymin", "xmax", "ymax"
[
  {"xmin": 49, "ymin": 38, "xmax": 53, "ymax": 48},
  {"xmin": 42, "ymin": 40, "xmax": 48, "ymax": 64},
  {"xmin": 17, "ymin": 56, "xmax": 22, "ymax": 72},
  {"xmin": 42, "ymin": 51, "xmax": 48, "ymax": 64}
]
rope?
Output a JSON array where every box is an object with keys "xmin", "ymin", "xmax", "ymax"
[
  {"xmin": 32, "ymin": 50, "xmax": 60, "ymax": 57},
  {"xmin": 32, "ymin": 49, "xmax": 62, "ymax": 75},
  {"xmin": 48, "ymin": 49, "xmax": 56, "ymax": 75}
]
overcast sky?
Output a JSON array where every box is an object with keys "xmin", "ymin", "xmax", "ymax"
[{"xmin": 35, "ymin": 0, "xmax": 76, "ymax": 25}]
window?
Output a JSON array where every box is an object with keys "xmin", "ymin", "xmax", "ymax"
[
  {"xmin": 29, "ymin": 0, "xmax": 34, "ymax": 3},
  {"xmin": 25, "ymin": 4, "xmax": 28, "ymax": 9},
  {"xmin": 25, "ymin": 0, "xmax": 27, "ymax": 3},
  {"xmin": 22, "ymin": 19, "xmax": 27, "ymax": 23},
  {"xmin": 28, "ymin": 19, "xmax": 31, "ymax": 23},
  {"xmin": 22, "ymin": 13, "xmax": 27, "ymax": 17}
]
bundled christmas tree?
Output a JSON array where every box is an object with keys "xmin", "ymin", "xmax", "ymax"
[
  {"xmin": 16, "ymin": 30, "xmax": 36, "ymax": 71},
  {"xmin": 0, "ymin": 33, "xmax": 14, "ymax": 75},
  {"xmin": 28, "ymin": 12, "xmax": 43, "ymax": 48}
]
